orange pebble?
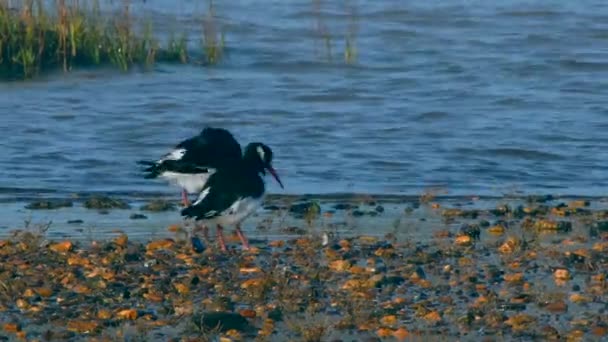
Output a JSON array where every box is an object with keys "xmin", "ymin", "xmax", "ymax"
[
  {"xmin": 393, "ymin": 327, "xmax": 409, "ymax": 340},
  {"xmin": 49, "ymin": 241, "xmax": 73, "ymax": 253},
  {"xmin": 116, "ymin": 309, "xmax": 138, "ymax": 320}
]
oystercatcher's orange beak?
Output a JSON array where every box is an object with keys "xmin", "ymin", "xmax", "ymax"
[{"xmin": 266, "ymin": 165, "xmax": 284, "ymax": 189}]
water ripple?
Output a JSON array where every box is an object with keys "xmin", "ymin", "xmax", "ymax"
[{"xmin": 0, "ymin": 1, "xmax": 607, "ymax": 197}]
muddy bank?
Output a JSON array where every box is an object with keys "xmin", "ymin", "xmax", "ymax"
[{"xmin": 0, "ymin": 195, "xmax": 607, "ymax": 340}]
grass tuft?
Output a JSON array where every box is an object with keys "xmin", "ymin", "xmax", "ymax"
[{"xmin": 0, "ymin": 0, "xmax": 225, "ymax": 80}]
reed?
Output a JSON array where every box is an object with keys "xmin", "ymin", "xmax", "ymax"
[
  {"xmin": 201, "ymin": 0, "xmax": 224, "ymax": 65},
  {"xmin": 0, "ymin": 0, "xmax": 225, "ymax": 80}
]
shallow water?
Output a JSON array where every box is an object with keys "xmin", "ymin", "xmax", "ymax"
[
  {"xmin": 1, "ymin": 0, "xmax": 608, "ymax": 201},
  {"xmin": 0, "ymin": 195, "xmax": 438, "ymax": 240}
]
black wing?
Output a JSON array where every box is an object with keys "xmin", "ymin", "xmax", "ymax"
[
  {"xmin": 177, "ymin": 127, "xmax": 242, "ymax": 166},
  {"xmin": 181, "ymin": 167, "xmax": 264, "ymax": 220},
  {"xmin": 181, "ymin": 184, "xmax": 240, "ymax": 220},
  {"xmin": 137, "ymin": 127, "xmax": 242, "ymax": 178}
]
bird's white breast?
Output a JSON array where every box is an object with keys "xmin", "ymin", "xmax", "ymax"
[{"xmin": 216, "ymin": 196, "xmax": 263, "ymax": 226}]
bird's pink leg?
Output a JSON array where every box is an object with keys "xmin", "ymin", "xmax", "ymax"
[
  {"xmin": 181, "ymin": 189, "xmax": 191, "ymax": 207},
  {"xmin": 216, "ymin": 224, "xmax": 227, "ymax": 252},
  {"xmin": 235, "ymin": 224, "xmax": 250, "ymax": 250},
  {"xmin": 201, "ymin": 224, "xmax": 210, "ymax": 245}
]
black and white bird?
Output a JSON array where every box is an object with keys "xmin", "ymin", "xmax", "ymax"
[
  {"xmin": 137, "ymin": 127, "xmax": 242, "ymax": 207},
  {"xmin": 181, "ymin": 142, "xmax": 284, "ymax": 251}
]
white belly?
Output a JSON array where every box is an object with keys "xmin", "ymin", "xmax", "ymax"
[
  {"xmin": 208, "ymin": 197, "xmax": 262, "ymax": 226},
  {"xmin": 160, "ymin": 170, "xmax": 215, "ymax": 194}
]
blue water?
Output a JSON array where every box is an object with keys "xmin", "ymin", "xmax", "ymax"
[{"xmin": 1, "ymin": 0, "xmax": 608, "ymax": 200}]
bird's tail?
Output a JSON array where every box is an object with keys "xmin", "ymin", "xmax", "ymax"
[
  {"xmin": 136, "ymin": 160, "xmax": 161, "ymax": 179},
  {"xmin": 181, "ymin": 205, "xmax": 196, "ymax": 219}
]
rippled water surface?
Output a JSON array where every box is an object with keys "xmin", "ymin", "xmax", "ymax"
[{"xmin": 2, "ymin": 0, "xmax": 608, "ymax": 200}]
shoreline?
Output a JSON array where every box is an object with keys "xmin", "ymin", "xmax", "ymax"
[
  {"xmin": 2, "ymin": 187, "xmax": 608, "ymax": 203},
  {"xmin": 2, "ymin": 193, "xmax": 608, "ymax": 241}
]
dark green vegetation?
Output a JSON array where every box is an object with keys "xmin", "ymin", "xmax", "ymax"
[{"xmin": 0, "ymin": 0, "xmax": 224, "ymax": 79}]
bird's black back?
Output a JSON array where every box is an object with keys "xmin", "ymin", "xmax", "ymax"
[
  {"xmin": 138, "ymin": 127, "xmax": 243, "ymax": 178},
  {"xmin": 176, "ymin": 127, "xmax": 243, "ymax": 167},
  {"xmin": 181, "ymin": 161, "xmax": 266, "ymax": 220}
]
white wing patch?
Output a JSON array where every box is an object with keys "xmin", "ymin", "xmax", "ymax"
[
  {"xmin": 204, "ymin": 210, "xmax": 218, "ymax": 218},
  {"xmin": 159, "ymin": 148, "xmax": 186, "ymax": 162},
  {"xmin": 192, "ymin": 187, "xmax": 211, "ymax": 206},
  {"xmin": 256, "ymin": 146, "xmax": 265, "ymax": 161}
]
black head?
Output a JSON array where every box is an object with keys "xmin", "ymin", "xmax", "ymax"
[{"xmin": 244, "ymin": 142, "xmax": 284, "ymax": 189}]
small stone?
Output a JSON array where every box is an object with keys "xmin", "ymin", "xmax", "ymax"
[
  {"xmin": 116, "ymin": 309, "xmax": 138, "ymax": 320},
  {"xmin": 424, "ymin": 311, "xmax": 441, "ymax": 322},
  {"xmin": 114, "ymin": 234, "xmax": 128, "ymax": 247},
  {"xmin": 545, "ymin": 301, "xmax": 568, "ymax": 313},
  {"xmin": 3, "ymin": 323, "xmax": 21, "ymax": 333},
  {"xmin": 25, "ymin": 199, "xmax": 73, "ymax": 210},
  {"xmin": 124, "ymin": 245, "xmax": 143, "ymax": 262},
  {"xmin": 239, "ymin": 309, "xmax": 256, "ymax": 319},
  {"xmin": 443, "ymin": 208, "xmax": 479, "ymax": 219},
  {"xmin": 569, "ymin": 293, "xmax": 591, "ymax": 304},
  {"xmin": 280, "ymin": 226, "xmax": 307, "ymax": 235},
  {"xmin": 393, "ymin": 328, "xmax": 409, "ymax": 340},
  {"xmin": 591, "ymin": 325, "xmax": 608, "ymax": 337},
  {"xmin": 97, "ymin": 310, "xmax": 112, "ymax": 320},
  {"xmin": 455, "ymin": 235, "xmax": 473, "ymax": 246},
  {"xmin": 460, "ymin": 224, "xmax": 481, "ymax": 240},
  {"xmin": 568, "ymin": 200, "xmax": 589, "ymax": 208},
  {"xmin": 376, "ymin": 328, "xmax": 394, "ymax": 338},
  {"xmin": 595, "ymin": 221, "xmax": 608, "ymax": 232},
  {"xmin": 49, "ymin": 241, "xmax": 73, "ymax": 253},
  {"xmin": 289, "ymin": 201, "xmax": 321, "ymax": 218},
  {"xmin": 380, "ymin": 315, "xmax": 398, "ymax": 326},
  {"xmin": 140, "ymin": 199, "xmax": 176, "ymax": 212},
  {"xmin": 66, "ymin": 320, "xmax": 98, "ymax": 333},
  {"xmin": 267, "ymin": 307, "xmax": 283, "ymax": 321},
  {"xmin": 333, "ymin": 203, "xmax": 357, "ymax": 210},
  {"xmin": 191, "ymin": 312, "xmax": 251, "ymax": 332},
  {"xmin": 146, "ymin": 239, "xmax": 174, "ymax": 252},
  {"xmin": 264, "ymin": 205, "xmax": 282, "ymax": 211},
  {"xmin": 540, "ymin": 325, "xmax": 560, "ymax": 339},
  {"xmin": 191, "ymin": 236, "xmax": 205, "ymax": 253},
  {"xmin": 527, "ymin": 194, "xmax": 553, "ymax": 203},
  {"xmin": 375, "ymin": 276, "xmax": 405, "ymax": 288},
  {"xmin": 554, "ymin": 269, "xmax": 570, "ymax": 281},
  {"xmin": 352, "ymin": 210, "xmax": 365, "ymax": 217},
  {"xmin": 535, "ymin": 220, "xmax": 572, "ymax": 232},
  {"xmin": 488, "ymin": 225, "xmax": 505, "ymax": 235},
  {"xmin": 129, "ymin": 213, "xmax": 147, "ymax": 220},
  {"xmin": 84, "ymin": 196, "xmax": 131, "ymax": 210}
]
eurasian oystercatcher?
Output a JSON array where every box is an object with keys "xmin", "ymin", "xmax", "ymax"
[
  {"xmin": 181, "ymin": 142, "xmax": 284, "ymax": 251},
  {"xmin": 137, "ymin": 127, "xmax": 242, "ymax": 207}
]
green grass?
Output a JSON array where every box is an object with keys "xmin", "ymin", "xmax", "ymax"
[{"xmin": 0, "ymin": 0, "xmax": 225, "ymax": 80}]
